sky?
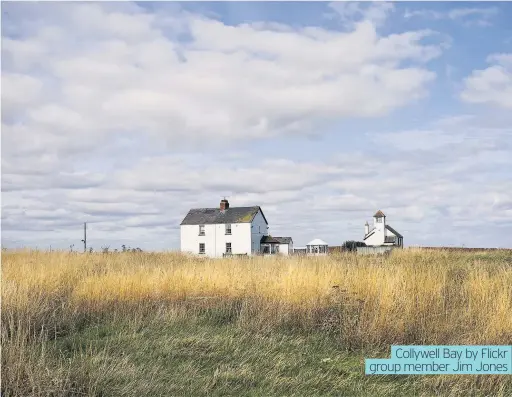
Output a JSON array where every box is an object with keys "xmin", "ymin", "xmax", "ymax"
[{"xmin": 1, "ymin": 1, "xmax": 512, "ymax": 251}]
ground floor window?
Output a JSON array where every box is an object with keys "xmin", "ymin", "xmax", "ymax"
[
  {"xmin": 226, "ymin": 242, "xmax": 232, "ymax": 254},
  {"xmin": 199, "ymin": 243, "xmax": 205, "ymax": 254}
]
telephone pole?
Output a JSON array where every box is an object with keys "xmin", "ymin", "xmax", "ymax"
[{"xmin": 81, "ymin": 222, "xmax": 87, "ymax": 253}]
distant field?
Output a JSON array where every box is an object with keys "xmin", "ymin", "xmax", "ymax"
[
  {"xmin": 413, "ymin": 247, "xmax": 512, "ymax": 252},
  {"xmin": 2, "ymin": 249, "xmax": 512, "ymax": 396}
]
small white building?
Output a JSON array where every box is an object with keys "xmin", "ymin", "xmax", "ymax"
[
  {"xmin": 363, "ymin": 210, "xmax": 403, "ymax": 247},
  {"xmin": 260, "ymin": 236, "xmax": 294, "ymax": 255},
  {"xmin": 306, "ymin": 238, "xmax": 329, "ymax": 255},
  {"xmin": 180, "ymin": 199, "xmax": 292, "ymax": 257}
]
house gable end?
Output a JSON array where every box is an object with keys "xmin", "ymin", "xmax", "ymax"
[{"xmin": 257, "ymin": 207, "xmax": 269, "ymax": 225}]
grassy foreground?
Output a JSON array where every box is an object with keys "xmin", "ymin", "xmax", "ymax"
[{"xmin": 2, "ymin": 249, "xmax": 512, "ymax": 396}]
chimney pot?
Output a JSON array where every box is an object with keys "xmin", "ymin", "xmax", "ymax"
[{"xmin": 220, "ymin": 199, "xmax": 229, "ymax": 211}]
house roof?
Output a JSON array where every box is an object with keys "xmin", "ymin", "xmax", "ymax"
[
  {"xmin": 364, "ymin": 225, "xmax": 402, "ymax": 241},
  {"xmin": 385, "ymin": 224, "xmax": 403, "ymax": 238},
  {"xmin": 374, "ymin": 210, "xmax": 386, "ymax": 218},
  {"xmin": 180, "ymin": 206, "xmax": 268, "ymax": 225},
  {"xmin": 261, "ymin": 236, "xmax": 292, "ymax": 244},
  {"xmin": 307, "ymin": 238, "xmax": 328, "ymax": 246},
  {"xmin": 261, "ymin": 236, "xmax": 279, "ymax": 244}
]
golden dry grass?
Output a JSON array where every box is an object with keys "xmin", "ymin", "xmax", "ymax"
[{"xmin": 2, "ymin": 248, "xmax": 512, "ymax": 396}]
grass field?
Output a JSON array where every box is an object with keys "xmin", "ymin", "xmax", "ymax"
[{"xmin": 2, "ymin": 249, "xmax": 512, "ymax": 396}]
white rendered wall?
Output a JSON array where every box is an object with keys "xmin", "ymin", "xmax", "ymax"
[
  {"xmin": 365, "ymin": 228, "xmax": 385, "ymax": 246},
  {"xmin": 278, "ymin": 243, "xmax": 290, "ymax": 255},
  {"xmin": 180, "ymin": 223, "xmax": 252, "ymax": 257}
]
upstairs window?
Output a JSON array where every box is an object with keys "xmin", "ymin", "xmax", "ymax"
[
  {"xmin": 199, "ymin": 243, "xmax": 205, "ymax": 254},
  {"xmin": 376, "ymin": 218, "xmax": 382, "ymax": 223},
  {"xmin": 226, "ymin": 242, "xmax": 232, "ymax": 254},
  {"xmin": 199, "ymin": 225, "xmax": 205, "ymax": 235},
  {"xmin": 225, "ymin": 224, "xmax": 232, "ymax": 235}
]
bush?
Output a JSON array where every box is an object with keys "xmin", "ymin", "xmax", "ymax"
[{"xmin": 341, "ymin": 240, "xmax": 366, "ymax": 252}]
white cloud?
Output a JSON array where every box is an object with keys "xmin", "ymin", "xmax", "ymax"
[
  {"xmin": 370, "ymin": 129, "xmax": 466, "ymax": 151},
  {"xmin": 1, "ymin": 73, "xmax": 43, "ymax": 119},
  {"xmin": 3, "ymin": 111, "xmax": 511, "ymax": 249},
  {"xmin": 327, "ymin": 2, "xmax": 395, "ymax": 28},
  {"xmin": 404, "ymin": 7, "xmax": 498, "ymax": 27},
  {"xmin": 447, "ymin": 7, "xmax": 497, "ymax": 26},
  {"xmin": 2, "ymin": 3, "xmax": 511, "ymax": 250},
  {"xmin": 1, "ymin": 2, "xmax": 443, "ymax": 155},
  {"xmin": 460, "ymin": 53, "xmax": 512, "ymax": 109}
]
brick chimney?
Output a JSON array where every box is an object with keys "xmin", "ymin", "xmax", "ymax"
[{"xmin": 220, "ymin": 199, "xmax": 229, "ymax": 211}]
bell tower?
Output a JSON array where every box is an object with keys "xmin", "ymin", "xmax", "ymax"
[{"xmin": 373, "ymin": 210, "xmax": 386, "ymax": 232}]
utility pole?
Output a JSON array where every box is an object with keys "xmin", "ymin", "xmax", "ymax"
[{"xmin": 81, "ymin": 222, "xmax": 87, "ymax": 253}]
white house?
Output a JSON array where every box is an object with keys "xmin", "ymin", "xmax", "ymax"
[
  {"xmin": 363, "ymin": 210, "xmax": 403, "ymax": 247},
  {"xmin": 180, "ymin": 199, "xmax": 292, "ymax": 257}
]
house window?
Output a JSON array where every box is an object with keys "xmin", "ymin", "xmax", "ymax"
[
  {"xmin": 376, "ymin": 218, "xmax": 382, "ymax": 223},
  {"xmin": 225, "ymin": 224, "xmax": 231, "ymax": 235},
  {"xmin": 199, "ymin": 243, "xmax": 205, "ymax": 254},
  {"xmin": 199, "ymin": 225, "xmax": 205, "ymax": 235},
  {"xmin": 226, "ymin": 243, "xmax": 232, "ymax": 254}
]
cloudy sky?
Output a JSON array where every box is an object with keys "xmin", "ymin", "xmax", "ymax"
[{"xmin": 2, "ymin": 1, "xmax": 512, "ymax": 251}]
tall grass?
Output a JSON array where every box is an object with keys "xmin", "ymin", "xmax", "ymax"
[{"xmin": 2, "ymin": 249, "xmax": 512, "ymax": 396}]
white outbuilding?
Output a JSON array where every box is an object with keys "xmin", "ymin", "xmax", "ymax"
[
  {"xmin": 363, "ymin": 210, "xmax": 403, "ymax": 247},
  {"xmin": 306, "ymin": 238, "xmax": 328, "ymax": 255}
]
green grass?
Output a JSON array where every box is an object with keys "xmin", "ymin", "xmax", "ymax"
[
  {"xmin": 9, "ymin": 309, "xmax": 509, "ymax": 397},
  {"xmin": 5, "ymin": 308, "xmax": 511, "ymax": 396},
  {"xmin": 35, "ymin": 314, "xmax": 425, "ymax": 397}
]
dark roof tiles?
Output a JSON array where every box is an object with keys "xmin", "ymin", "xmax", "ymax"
[
  {"xmin": 180, "ymin": 206, "xmax": 268, "ymax": 225},
  {"xmin": 261, "ymin": 236, "xmax": 293, "ymax": 244}
]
